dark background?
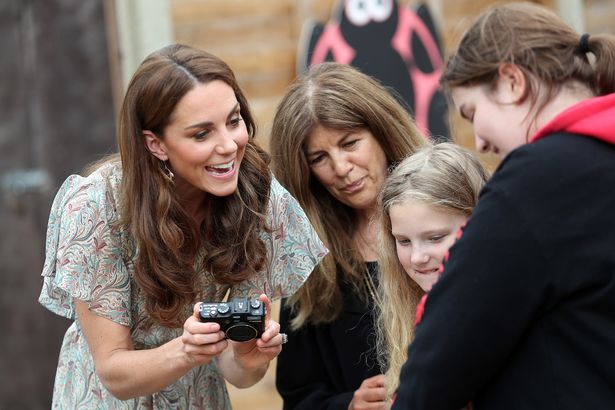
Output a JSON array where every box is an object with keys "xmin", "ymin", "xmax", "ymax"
[{"xmin": 0, "ymin": 0, "xmax": 115, "ymax": 407}]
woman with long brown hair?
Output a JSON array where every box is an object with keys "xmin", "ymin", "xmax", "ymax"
[
  {"xmin": 270, "ymin": 62, "xmax": 427, "ymax": 409},
  {"xmin": 39, "ymin": 44, "xmax": 326, "ymax": 408}
]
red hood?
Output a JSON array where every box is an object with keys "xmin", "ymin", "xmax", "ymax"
[{"xmin": 530, "ymin": 93, "xmax": 615, "ymax": 145}]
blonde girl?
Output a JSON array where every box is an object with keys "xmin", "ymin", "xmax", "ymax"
[{"xmin": 376, "ymin": 142, "xmax": 488, "ymax": 401}]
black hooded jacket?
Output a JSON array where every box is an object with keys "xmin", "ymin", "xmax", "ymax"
[{"xmin": 392, "ymin": 93, "xmax": 615, "ymax": 409}]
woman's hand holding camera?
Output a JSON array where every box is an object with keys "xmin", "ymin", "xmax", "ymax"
[
  {"xmin": 230, "ymin": 294, "xmax": 285, "ymax": 371},
  {"xmin": 180, "ymin": 307, "xmax": 228, "ymax": 367},
  {"xmin": 181, "ymin": 294, "xmax": 285, "ymax": 377}
]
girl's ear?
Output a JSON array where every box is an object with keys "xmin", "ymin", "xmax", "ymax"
[
  {"xmin": 497, "ymin": 63, "xmax": 527, "ymax": 103},
  {"xmin": 143, "ymin": 130, "xmax": 168, "ymax": 161}
]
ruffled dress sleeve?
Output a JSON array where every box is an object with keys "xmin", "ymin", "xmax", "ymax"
[
  {"xmin": 39, "ymin": 165, "xmax": 132, "ymax": 326},
  {"xmin": 232, "ymin": 176, "xmax": 327, "ymax": 300}
]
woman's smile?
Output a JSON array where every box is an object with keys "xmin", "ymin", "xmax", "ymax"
[{"xmin": 205, "ymin": 159, "xmax": 236, "ymax": 177}]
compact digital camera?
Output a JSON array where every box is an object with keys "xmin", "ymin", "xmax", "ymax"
[{"xmin": 199, "ymin": 297, "xmax": 266, "ymax": 342}]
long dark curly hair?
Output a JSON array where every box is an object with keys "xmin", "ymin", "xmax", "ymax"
[{"xmin": 115, "ymin": 44, "xmax": 271, "ymax": 327}]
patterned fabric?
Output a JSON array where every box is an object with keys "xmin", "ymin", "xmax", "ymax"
[{"xmin": 39, "ymin": 162, "xmax": 327, "ymax": 409}]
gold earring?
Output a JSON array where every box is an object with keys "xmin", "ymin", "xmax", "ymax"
[{"xmin": 162, "ymin": 160, "xmax": 174, "ymax": 182}]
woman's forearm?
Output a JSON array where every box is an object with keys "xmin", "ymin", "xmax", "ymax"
[
  {"xmin": 75, "ymin": 299, "xmax": 226, "ymax": 400},
  {"xmin": 218, "ymin": 347, "xmax": 269, "ymax": 388},
  {"xmin": 95, "ymin": 336, "xmax": 193, "ymax": 400}
]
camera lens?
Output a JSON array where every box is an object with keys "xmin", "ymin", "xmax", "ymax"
[{"xmin": 226, "ymin": 324, "xmax": 258, "ymax": 342}]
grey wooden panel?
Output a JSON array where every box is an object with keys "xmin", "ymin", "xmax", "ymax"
[{"xmin": 0, "ymin": 0, "xmax": 116, "ymax": 407}]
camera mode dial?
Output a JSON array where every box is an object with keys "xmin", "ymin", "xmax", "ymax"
[{"xmin": 250, "ymin": 299, "xmax": 261, "ymax": 309}]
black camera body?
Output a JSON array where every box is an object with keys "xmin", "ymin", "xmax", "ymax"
[{"xmin": 199, "ymin": 297, "xmax": 266, "ymax": 342}]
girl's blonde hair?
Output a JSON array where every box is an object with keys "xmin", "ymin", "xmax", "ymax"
[{"xmin": 375, "ymin": 142, "xmax": 489, "ymax": 399}]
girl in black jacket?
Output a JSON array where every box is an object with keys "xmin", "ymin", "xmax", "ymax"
[{"xmin": 393, "ymin": 3, "xmax": 615, "ymax": 409}]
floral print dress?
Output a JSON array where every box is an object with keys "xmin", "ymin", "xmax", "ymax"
[{"xmin": 39, "ymin": 162, "xmax": 327, "ymax": 409}]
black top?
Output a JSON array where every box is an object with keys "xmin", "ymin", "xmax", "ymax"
[
  {"xmin": 392, "ymin": 133, "xmax": 615, "ymax": 409},
  {"xmin": 276, "ymin": 262, "xmax": 382, "ymax": 409}
]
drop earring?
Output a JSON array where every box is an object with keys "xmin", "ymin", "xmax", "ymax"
[{"xmin": 162, "ymin": 160, "xmax": 174, "ymax": 182}]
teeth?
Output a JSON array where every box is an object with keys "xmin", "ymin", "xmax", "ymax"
[
  {"xmin": 209, "ymin": 160, "xmax": 233, "ymax": 171},
  {"xmin": 416, "ymin": 268, "xmax": 437, "ymax": 275}
]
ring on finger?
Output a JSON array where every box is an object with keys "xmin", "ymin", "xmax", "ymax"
[{"xmin": 280, "ymin": 333, "xmax": 288, "ymax": 344}]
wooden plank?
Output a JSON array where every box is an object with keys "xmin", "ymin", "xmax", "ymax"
[
  {"xmin": 174, "ymin": 15, "xmax": 294, "ymax": 47},
  {"xmin": 179, "ymin": 42, "xmax": 296, "ymax": 76},
  {"xmin": 239, "ymin": 72, "xmax": 297, "ymax": 100},
  {"xmin": 172, "ymin": 0, "xmax": 294, "ymax": 23}
]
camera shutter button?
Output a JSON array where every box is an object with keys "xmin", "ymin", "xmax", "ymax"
[{"xmin": 250, "ymin": 300, "xmax": 261, "ymax": 309}]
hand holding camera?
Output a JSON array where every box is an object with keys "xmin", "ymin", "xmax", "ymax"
[{"xmin": 184, "ymin": 294, "xmax": 287, "ymax": 376}]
